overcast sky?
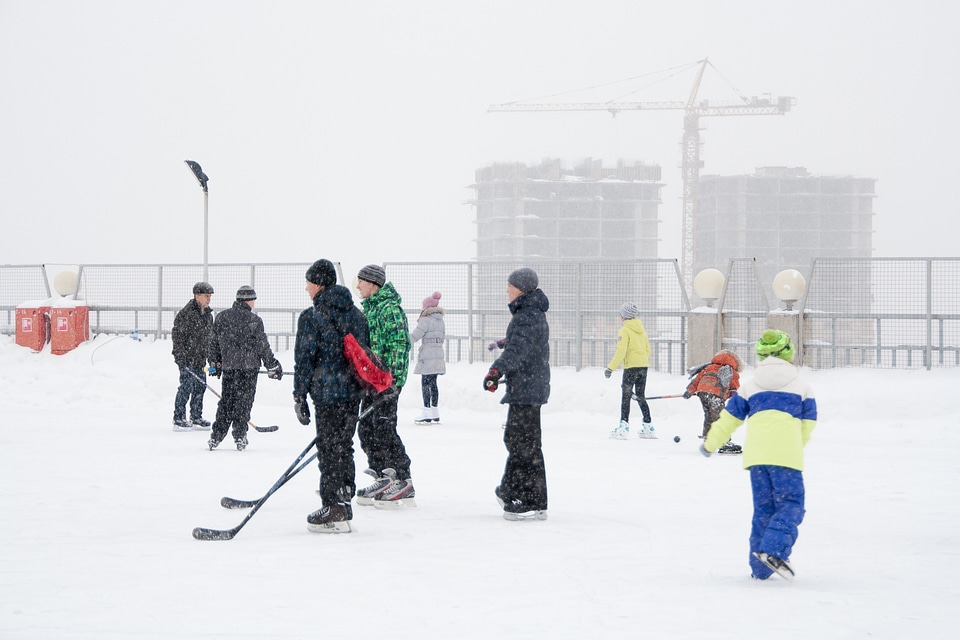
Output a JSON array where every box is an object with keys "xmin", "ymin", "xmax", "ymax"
[{"xmin": 1, "ymin": 0, "xmax": 957, "ymax": 270}]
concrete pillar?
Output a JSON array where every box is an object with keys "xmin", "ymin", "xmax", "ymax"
[{"xmin": 687, "ymin": 309, "xmax": 720, "ymax": 369}]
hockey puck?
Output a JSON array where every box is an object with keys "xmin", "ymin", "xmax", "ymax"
[{"xmin": 673, "ymin": 435, "xmax": 681, "ymax": 443}]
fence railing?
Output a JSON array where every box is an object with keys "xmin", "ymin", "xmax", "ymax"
[{"xmin": 3, "ymin": 258, "xmax": 959, "ymax": 371}]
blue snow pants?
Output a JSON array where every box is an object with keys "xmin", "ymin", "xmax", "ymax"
[{"xmin": 748, "ymin": 465, "xmax": 805, "ymax": 579}]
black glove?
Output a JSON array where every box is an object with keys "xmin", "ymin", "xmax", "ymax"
[
  {"xmin": 294, "ymin": 396, "xmax": 311, "ymax": 425},
  {"xmin": 683, "ymin": 390, "xmax": 692, "ymax": 399},
  {"xmin": 267, "ymin": 362, "xmax": 283, "ymax": 380},
  {"xmin": 483, "ymin": 368, "xmax": 501, "ymax": 392},
  {"xmin": 208, "ymin": 363, "xmax": 222, "ymax": 378},
  {"xmin": 603, "ymin": 368, "xmax": 612, "ymax": 379}
]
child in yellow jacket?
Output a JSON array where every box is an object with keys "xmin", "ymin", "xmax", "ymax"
[{"xmin": 605, "ymin": 303, "xmax": 653, "ymax": 439}]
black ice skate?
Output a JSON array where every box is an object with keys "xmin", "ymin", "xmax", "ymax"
[
  {"xmin": 307, "ymin": 503, "xmax": 353, "ymax": 534},
  {"xmin": 753, "ymin": 552, "xmax": 795, "ymax": 582}
]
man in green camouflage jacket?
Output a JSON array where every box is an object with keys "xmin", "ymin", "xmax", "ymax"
[{"xmin": 353, "ymin": 264, "xmax": 416, "ymax": 509}]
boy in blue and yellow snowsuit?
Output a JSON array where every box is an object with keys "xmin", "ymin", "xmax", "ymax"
[{"xmin": 701, "ymin": 330, "xmax": 818, "ymax": 581}]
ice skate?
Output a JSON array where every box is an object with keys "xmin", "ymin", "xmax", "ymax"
[
  {"xmin": 372, "ymin": 477, "xmax": 417, "ymax": 509},
  {"xmin": 718, "ymin": 440, "xmax": 742, "ymax": 455},
  {"xmin": 307, "ymin": 503, "xmax": 353, "ymax": 534},
  {"xmin": 609, "ymin": 420, "xmax": 630, "ymax": 440},
  {"xmin": 638, "ymin": 421, "xmax": 657, "ymax": 439},
  {"xmin": 235, "ymin": 435, "xmax": 248, "ymax": 451},
  {"xmin": 172, "ymin": 419, "xmax": 193, "ymax": 432},
  {"xmin": 191, "ymin": 418, "xmax": 211, "ymax": 431},
  {"xmin": 502, "ymin": 499, "xmax": 547, "ymax": 521},
  {"xmin": 753, "ymin": 552, "xmax": 794, "ymax": 582},
  {"xmin": 356, "ymin": 468, "xmax": 396, "ymax": 505}
]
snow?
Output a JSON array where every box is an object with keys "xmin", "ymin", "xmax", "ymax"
[{"xmin": 1, "ymin": 334, "xmax": 958, "ymax": 639}]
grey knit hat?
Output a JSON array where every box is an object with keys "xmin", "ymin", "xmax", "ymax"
[
  {"xmin": 236, "ymin": 285, "xmax": 257, "ymax": 301},
  {"xmin": 508, "ymin": 267, "xmax": 539, "ymax": 294},
  {"xmin": 619, "ymin": 302, "xmax": 639, "ymax": 319},
  {"xmin": 357, "ymin": 264, "xmax": 386, "ymax": 287}
]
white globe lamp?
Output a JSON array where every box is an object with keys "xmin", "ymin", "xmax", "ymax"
[
  {"xmin": 773, "ymin": 269, "xmax": 806, "ymax": 311},
  {"xmin": 53, "ymin": 270, "xmax": 79, "ymax": 297},
  {"xmin": 693, "ymin": 269, "xmax": 725, "ymax": 308}
]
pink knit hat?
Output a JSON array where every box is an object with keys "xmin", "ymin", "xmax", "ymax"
[{"xmin": 422, "ymin": 291, "xmax": 442, "ymax": 310}]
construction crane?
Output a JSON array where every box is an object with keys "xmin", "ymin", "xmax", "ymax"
[{"xmin": 488, "ymin": 58, "xmax": 795, "ymax": 294}]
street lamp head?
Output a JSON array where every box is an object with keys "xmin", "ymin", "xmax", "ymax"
[
  {"xmin": 693, "ymin": 268, "xmax": 725, "ymax": 308},
  {"xmin": 184, "ymin": 160, "xmax": 209, "ymax": 193},
  {"xmin": 773, "ymin": 269, "xmax": 806, "ymax": 311}
]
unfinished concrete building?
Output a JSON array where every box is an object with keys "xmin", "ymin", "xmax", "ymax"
[
  {"xmin": 470, "ymin": 158, "xmax": 663, "ymax": 261},
  {"xmin": 695, "ymin": 166, "xmax": 876, "ymax": 291}
]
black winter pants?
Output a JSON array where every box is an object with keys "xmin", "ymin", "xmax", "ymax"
[
  {"xmin": 620, "ymin": 367, "xmax": 652, "ymax": 424},
  {"xmin": 211, "ymin": 369, "xmax": 258, "ymax": 442},
  {"xmin": 358, "ymin": 388, "xmax": 412, "ymax": 480},
  {"xmin": 500, "ymin": 404, "xmax": 548, "ymax": 511},
  {"xmin": 314, "ymin": 398, "xmax": 362, "ymax": 507},
  {"xmin": 698, "ymin": 392, "xmax": 726, "ymax": 438}
]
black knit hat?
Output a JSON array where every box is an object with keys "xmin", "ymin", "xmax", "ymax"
[
  {"xmin": 236, "ymin": 285, "xmax": 257, "ymax": 301},
  {"xmin": 357, "ymin": 264, "xmax": 386, "ymax": 287},
  {"xmin": 305, "ymin": 259, "xmax": 337, "ymax": 287},
  {"xmin": 192, "ymin": 281, "xmax": 214, "ymax": 295},
  {"xmin": 508, "ymin": 267, "xmax": 539, "ymax": 294}
]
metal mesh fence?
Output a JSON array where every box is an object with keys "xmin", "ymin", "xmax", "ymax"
[
  {"xmin": 386, "ymin": 259, "xmax": 689, "ymax": 372},
  {"xmin": 0, "ymin": 265, "xmax": 50, "ymax": 332},
  {"xmin": 717, "ymin": 258, "xmax": 772, "ymax": 367},
  {"xmin": 4, "ymin": 259, "xmax": 959, "ymax": 370},
  {"xmin": 802, "ymin": 258, "xmax": 960, "ymax": 368}
]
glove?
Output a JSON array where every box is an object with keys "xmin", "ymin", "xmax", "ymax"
[
  {"xmin": 603, "ymin": 368, "xmax": 612, "ymax": 379},
  {"xmin": 483, "ymin": 368, "xmax": 501, "ymax": 392},
  {"xmin": 699, "ymin": 444, "xmax": 713, "ymax": 458},
  {"xmin": 487, "ymin": 339, "xmax": 506, "ymax": 351},
  {"xmin": 294, "ymin": 396, "xmax": 311, "ymax": 425},
  {"xmin": 683, "ymin": 390, "xmax": 692, "ymax": 399},
  {"xmin": 208, "ymin": 364, "xmax": 222, "ymax": 378},
  {"xmin": 267, "ymin": 362, "xmax": 283, "ymax": 380}
]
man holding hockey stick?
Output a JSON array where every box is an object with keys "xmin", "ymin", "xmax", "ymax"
[{"xmin": 293, "ymin": 259, "xmax": 370, "ymax": 534}]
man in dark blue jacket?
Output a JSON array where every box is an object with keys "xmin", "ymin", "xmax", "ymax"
[
  {"xmin": 294, "ymin": 259, "xmax": 369, "ymax": 534},
  {"xmin": 207, "ymin": 286, "xmax": 282, "ymax": 451},
  {"xmin": 484, "ymin": 267, "xmax": 551, "ymax": 521}
]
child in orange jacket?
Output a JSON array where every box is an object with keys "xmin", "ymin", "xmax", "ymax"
[{"xmin": 684, "ymin": 349, "xmax": 744, "ymax": 453}]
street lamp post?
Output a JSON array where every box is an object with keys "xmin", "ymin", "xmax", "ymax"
[{"xmin": 184, "ymin": 160, "xmax": 210, "ymax": 280}]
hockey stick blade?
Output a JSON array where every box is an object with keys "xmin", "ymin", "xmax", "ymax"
[
  {"xmin": 253, "ymin": 424, "xmax": 279, "ymax": 432},
  {"xmin": 192, "ymin": 526, "xmax": 238, "ymax": 541},
  {"xmin": 221, "ymin": 496, "xmax": 258, "ymax": 509}
]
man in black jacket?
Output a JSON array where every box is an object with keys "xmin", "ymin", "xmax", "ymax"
[
  {"xmin": 207, "ymin": 286, "xmax": 283, "ymax": 451},
  {"xmin": 293, "ymin": 259, "xmax": 369, "ymax": 533},
  {"xmin": 171, "ymin": 282, "xmax": 214, "ymax": 432},
  {"xmin": 483, "ymin": 267, "xmax": 551, "ymax": 521}
]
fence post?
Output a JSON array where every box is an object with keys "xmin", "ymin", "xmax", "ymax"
[
  {"xmin": 926, "ymin": 259, "xmax": 932, "ymax": 370},
  {"xmin": 157, "ymin": 265, "xmax": 164, "ymax": 340},
  {"xmin": 467, "ymin": 262, "xmax": 474, "ymax": 364},
  {"xmin": 576, "ymin": 262, "xmax": 583, "ymax": 371}
]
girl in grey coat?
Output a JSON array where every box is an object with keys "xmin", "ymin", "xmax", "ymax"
[{"xmin": 411, "ymin": 291, "xmax": 446, "ymax": 423}]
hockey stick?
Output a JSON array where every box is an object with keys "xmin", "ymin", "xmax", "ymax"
[
  {"xmin": 631, "ymin": 393, "xmax": 686, "ymax": 401},
  {"xmin": 193, "ymin": 436, "xmax": 319, "ymax": 541},
  {"xmin": 187, "ymin": 368, "xmax": 278, "ymax": 432},
  {"xmin": 257, "ymin": 370, "xmax": 293, "ymax": 376},
  {"xmin": 218, "ymin": 387, "xmax": 398, "ymax": 510}
]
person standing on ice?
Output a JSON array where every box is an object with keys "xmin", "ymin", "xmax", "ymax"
[
  {"xmin": 700, "ymin": 329, "xmax": 818, "ymax": 582},
  {"xmin": 293, "ymin": 259, "xmax": 369, "ymax": 534},
  {"xmin": 171, "ymin": 281, "xmax": 214, "ymax": 432},
  {"xmin": 484, "ymin": 267, "xmax": 550, "ymax": 521},
  {"xmin": 411, "ymin": 291, "xmax": 446, "ymax": 424},
  {"xmin": 684, "ymin": 349, "xmax": 744, "ymax": 454},
  {"xmin": 207, "ymin": 286, "xmax": 283, "ymax": 451},
  {"xmin": 353, "ymin": 264, "xmax": 416, "ymax": 508},
  {"xmin": 604, "ymin": 302, "xmax": 654, "ymax": 440}
]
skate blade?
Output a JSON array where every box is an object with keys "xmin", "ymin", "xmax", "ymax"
[
  {"xmin": 503, "ymin": 510, "xmax": 548, "ymax": 521},
  {"xmin": 638, "ymin": 434, "xmax": 658, "ymax": 439},
  {"xmin": 307, "ymin": 520, "xmax": 352, "ymax": 534},
  {"xmin": 752, "ymin": 552, "xmax": 794, "ymax": 582},
  {"xmin": 372, "ymin": 497, "xmax": 417, "ymax": 510}
]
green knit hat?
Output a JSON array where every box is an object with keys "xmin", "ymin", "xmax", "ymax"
[{"xmin": 756, "ymin": 329, "xmax": 794, "ymax": 362}]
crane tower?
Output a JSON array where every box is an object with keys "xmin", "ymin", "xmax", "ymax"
[{"xmin": 488, "ymin": 58, "xmax": 795, "ymax": 294}]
